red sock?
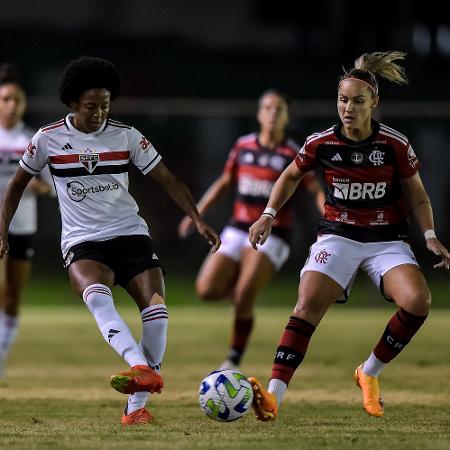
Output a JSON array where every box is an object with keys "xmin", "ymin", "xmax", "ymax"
[
  {"xmin": 228, "ymin": 317, "xmax": 254, "ymax": 364},
  {"xmin": 373, "ymin": 308, "xmax": 428, "ymax": 363},
  {"xmin": 271, "ymin": 316, "xmax": 316, "ymax": 385}
]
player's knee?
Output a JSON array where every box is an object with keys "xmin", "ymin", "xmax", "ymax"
[
  {"xmin": 399, "ymin": 288, "xmax": 431, "ymax": 316},
  {"xmin": 195, "ymin": 281, "xmax": 221, "ymax": 301}
]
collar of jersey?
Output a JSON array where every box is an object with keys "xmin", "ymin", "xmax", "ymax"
[
  {"xmin": 333, "ymin": 120, "xmax": 380, "ymax": 147},
  {"xmin": 66, "ymin": 113, "xmax": 107, "ymax": 137}
]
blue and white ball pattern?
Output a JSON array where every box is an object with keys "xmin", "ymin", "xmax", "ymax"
[{"xmin": 198, "ymin": 369, "xmax": 254, "ymax": 421}]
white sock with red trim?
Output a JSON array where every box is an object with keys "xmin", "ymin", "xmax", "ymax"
[
  {"xmin": 82, "ymin": 284, "xmax": 147, "ymax": 367},
  {"xmin": 127, "ymin": 304, "xmax": 169, "ymax": 414}
]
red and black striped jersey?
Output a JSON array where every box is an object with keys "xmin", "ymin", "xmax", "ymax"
[
  {"xmin": 295, "ymin": 121, "xmax": 420, "ymax": 242},
  {"xmin": 224, "ymin": 132, "xmax": 299, "ymax": 240}
]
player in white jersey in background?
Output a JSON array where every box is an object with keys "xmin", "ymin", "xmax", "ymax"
[
  {"xmin": 0, "ymin": 63, "xmax": 52, "ymax": 378},
  {"xmin": 0, "ymin": 57, "xmax": 221, "ymax": 425}
]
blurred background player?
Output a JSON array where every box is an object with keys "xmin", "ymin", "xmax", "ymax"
[
  {"xmin": 179, "ymin": 90, "xmax": 324, "ymax": 369},
  {"xmin": 0, "ymin": 63, "xmax": 52, "ymax": 378},
  {"xmin": 0, "ymin": 57, "xmax": 220, "ymax": 424},
  {"xmin": 248, "ymin": 51, "xmax": 450, "ymax": 420}
]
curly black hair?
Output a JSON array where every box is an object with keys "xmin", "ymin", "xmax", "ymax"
[
  {"xmin": 0, "ymin": 63, "xmax": 22, "ymax": 87},
  {"xmin": 59, "ymin": 57, "xmax": 120, "ymax": 107}
]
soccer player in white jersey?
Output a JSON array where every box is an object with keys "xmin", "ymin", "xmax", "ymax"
[
  {"xmin": 0, "ymin": 57, "xmax": 221, "ymax": 425},
  {"xmin": 0, "ymin": 63, "xmax": 51, "ymax": 378}
]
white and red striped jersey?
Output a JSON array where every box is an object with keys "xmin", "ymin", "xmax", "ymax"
[
  {"xmin": 19, "ymin": 114, "xmax": 161, "ymax": 256},
  {"xmin": 0, "ymin": 121, "xmax": 37, "ymax": 235}
]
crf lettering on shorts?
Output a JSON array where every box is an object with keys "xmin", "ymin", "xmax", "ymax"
[
  {"xmin": 332, "ymin": 181, "xmax": 386, "ymax": 200},
  {"xmin": 238, "ymin": 175, "xmax": 274, "ymax": 198}
]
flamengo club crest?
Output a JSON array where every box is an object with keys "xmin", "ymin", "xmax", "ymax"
[
  {"xmin": 79, "ymin": 150, "xmax": 100, "ymax": 173},
  {"xmin": 369, "ymin": 149, "xmax": 385, "ymax": 166}
]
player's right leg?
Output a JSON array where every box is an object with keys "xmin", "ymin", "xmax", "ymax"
[
  {"xmin": 250, "ymin": 270, "xmax": 343, "ymax": 421},
  {"xmin": 68, "ymin": 259, "xmax": 158, "ymax": 393}
]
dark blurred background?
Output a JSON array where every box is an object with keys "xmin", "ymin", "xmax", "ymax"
[{"xmin": 1, "ymin": 0, "xmax": 449, "ymax": 285}]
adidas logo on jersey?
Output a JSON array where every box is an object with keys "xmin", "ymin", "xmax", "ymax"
[
  {"xmin": 331, "ymin": 153, "xmax": 342, "ymax": 161},
  {"xmin": 62, "ymin": 143, "xmax": 73, "ymax": 150}
]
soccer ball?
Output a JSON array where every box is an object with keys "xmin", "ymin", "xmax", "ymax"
[{"xmin": 198, "ymin": 369, "xmax": 254, "ymax": 422}]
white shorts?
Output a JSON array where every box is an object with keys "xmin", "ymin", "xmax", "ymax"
[
  {"xmin": 217, "ymin": 226, "xmax": 290, "ymax": 271},
  {"xmin": 300, "ymin": 234, "xmax": 419, "ymax": 300}
]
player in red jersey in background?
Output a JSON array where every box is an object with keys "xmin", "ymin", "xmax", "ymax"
[
  {"xmin": 0, "ymin": 63, "xmax": 52, "ymax": 378},
  {"xmin": 179, "ymin": 90, "xmax": 324, "ymax": 369},
  {"xmin": 247, "ymin": 52, "xmax": 450, "ymax": 420}
]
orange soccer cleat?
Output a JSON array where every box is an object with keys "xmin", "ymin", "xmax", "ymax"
[
  {"xmin": 354, "ymin": 364, "xmax": 384, "ymax": 417},
  {"xmin": 248, "ymin": 377, "xmax": 278, "ymax": 422},
  {"xmin": 110, "ymin": 365, "xmax": 164, "ymax": 395},
  {"xmin": 122, "ymin": 407, "xmax": 154, "ymax": 425}
]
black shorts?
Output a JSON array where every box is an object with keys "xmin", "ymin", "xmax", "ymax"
[
  {"xmin": 8, "ymin": 233, "xmax": 35, "ymax": 260},
  {"xmin": 64, "ymin": 235, "xmax": 163, "ymax": 287}
]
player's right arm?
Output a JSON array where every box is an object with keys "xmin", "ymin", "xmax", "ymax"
[
  {"xmin": 178, "ymin": 171, "xmax": 233, "ymax": 238},
  {"xmin": 249, "ymin": 160, "xmax": 305, "ymax": 249},
  {"xmin": 0, "ymin": 167, "xmax": 34, "ymax": 258}
]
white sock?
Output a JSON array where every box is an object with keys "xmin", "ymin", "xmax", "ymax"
[
  {"xmin": 127, "ymin": 304, "xmax": 168, "ymax": 414},
  {"xmin": 83, "ymin": 284, "xmax": 147, "ymax": 367},
  {"xmin": 0, "ymin": 311, "xmax": 19, "ymax": 359},
  {"xmin": 362, "ymin": 352, "xmax": 386, "ymax": 378},
  {"xmin": 268, "ymin": 379, "xmax": 288, "ymax": 407}
]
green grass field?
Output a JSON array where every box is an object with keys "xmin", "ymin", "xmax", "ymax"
[{"xmin": 0, "ymin": 299, "xmax": 449, "ymax": 450}]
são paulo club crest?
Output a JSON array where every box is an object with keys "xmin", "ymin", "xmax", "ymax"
[{"xmin": 79, "ymin": 151, "xmax": 100, "ymax": 173}]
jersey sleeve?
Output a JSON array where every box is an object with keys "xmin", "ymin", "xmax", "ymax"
[
  {"xmin": 395, "ymin": 142, "xmax": 420, "ymax": 178},
  {"xmin": 19, "ymin": 130, "xmax": 49, "ymax": 175},
  {"xmin": 129, "ymin": 127, "xmax": 162, "ymax": 175},
  {"xmin": 295, "ymin": 139, "xmax": 317, "ymax": 172},
  {"xmin": 223, "ymin": 144, "xmax": 239, "ymax": 178}
]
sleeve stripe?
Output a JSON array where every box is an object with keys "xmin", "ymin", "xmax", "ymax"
[
  {"xmin": 19, "ymin": 159, "xmax": 40, "ymax": 174},
  {"xmin": 141, "ymin": 153, "xmax": 161, "ymax": 173}
]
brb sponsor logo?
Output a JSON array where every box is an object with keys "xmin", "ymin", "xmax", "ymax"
[
  {"xmin": 67, "ymin": 181, "xmax": 119, "ymax": 202},
  {"xmin": 332, "ymin": 181, "xmax": 387, "ymax": 200},
  {"xmin": 238, "ymin": 176, "xmax": 274, "ymax": 198}
]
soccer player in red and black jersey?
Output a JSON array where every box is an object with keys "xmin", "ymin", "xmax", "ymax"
[
  {"xmin": 179, "ymin": 90, "xmax": 324, "ymax": 369},
  {"xmin": 247, "ymin": 52, "xmax": 450, "ymax": 421}
]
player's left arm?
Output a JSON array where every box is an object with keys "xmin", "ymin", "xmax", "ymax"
[
  {"xmin": 401, "ymin": 172, "xmax": 450, "ymax": 269},
  {"xmin": 147, "ymin": 161, "xmax": 221, "ymax": 253}
]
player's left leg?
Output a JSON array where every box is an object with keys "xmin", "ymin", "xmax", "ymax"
[
  {"xmin": 358, "ymin": 260, "xmax": 430, "ymax": 417},
  {"xmin": 122, "ymin": 267, "xmax": 168, "ymax": 424},
  {"xmin": 220, "ymin": 248, "xmax": 274, "ymax": 369},
  {"xmin": 0, "ymin": 256, "xmax": 32, "ymax": 378}
]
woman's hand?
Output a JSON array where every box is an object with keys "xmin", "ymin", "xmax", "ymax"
[
  {"xmin": 426, "ymin": 238, "xmax": 450, "ymax": 269},
  {"xmin": 193, "ymin": 219, "xmax": 221, "ymax": 253},
  {"xmin": 248, "ymin": 215, "xmax": 273, "ymax": 250}
]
